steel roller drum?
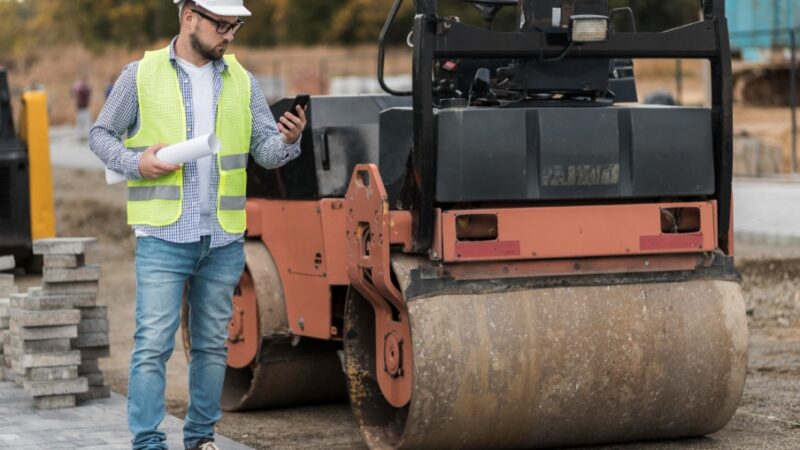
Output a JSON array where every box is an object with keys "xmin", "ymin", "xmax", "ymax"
[
  {"xmin": 221, "ymin": 240, "xmax": 347, "ymax": 411},
  {"xmin": 345, "ymin": 256, "xmax": 748, "ymax": 449}
]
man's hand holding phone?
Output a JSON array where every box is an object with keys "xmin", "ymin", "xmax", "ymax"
[{"xmin": 279, "ymin": 94, "xmax": 309, "ymax": 144}]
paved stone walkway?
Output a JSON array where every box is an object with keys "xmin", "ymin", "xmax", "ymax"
[
  {"xmin": 733, "ymin": 177, "xmax": 800, "ymax": 246},
  {"xmin": 0, "ymin": 381, "xmax": 254, "ymax": 450}
]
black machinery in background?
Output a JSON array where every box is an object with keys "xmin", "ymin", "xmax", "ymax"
[{"xmin": 0, "ymin": 68, "xmax": 32, "ymax": 265}]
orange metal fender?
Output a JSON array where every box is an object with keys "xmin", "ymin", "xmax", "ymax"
[
  {"xmin": 223, "ymin": 200, "xmax": 265, "ymax": 368},
  {"xmin": 227, "ymin": 270, "xmax": 260, "ymax": 368},
  {"xmin": 245, "ymin": 200, "xmax": 263, "ymax": 238}
]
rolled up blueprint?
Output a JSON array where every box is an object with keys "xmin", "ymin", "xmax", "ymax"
[{"xmin": 105, "ymin": 133, "xmax": 221, "ymax": 185}]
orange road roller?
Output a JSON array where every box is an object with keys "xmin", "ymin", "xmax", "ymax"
[{"xmin": 194, "ymin": 1, "xmax": 747, "ymax": 448}]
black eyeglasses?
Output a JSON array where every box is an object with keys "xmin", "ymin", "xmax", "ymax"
[{"xmin": 191, "ymin": 9, "xmax": 244, "ymax": 35}]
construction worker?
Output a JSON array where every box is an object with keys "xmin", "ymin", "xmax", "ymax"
[
  {"xmin": 88, "ymin": 1, "xmax": 306, "ymax": 449},
  {"xmin": 72, "ymin": 74, "xmax": 92, "ymax": 141}
]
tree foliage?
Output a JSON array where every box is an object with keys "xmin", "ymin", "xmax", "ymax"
[{"xmin": 0, "ymin": 0, "xmax": 705, "ymax": 56}]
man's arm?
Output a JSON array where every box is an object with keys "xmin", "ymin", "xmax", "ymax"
[
  {"xmin": 248, "ymin": 72, "xmax": 302, "ymax": 169},
  {"xmin": 88, "ymin": 63, "xmax": 144, "ymax": 180}
]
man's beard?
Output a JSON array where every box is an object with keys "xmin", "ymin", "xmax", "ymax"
[{"xmin": 190, "ymin": 31, "xmax": 226, "ymax": 61}]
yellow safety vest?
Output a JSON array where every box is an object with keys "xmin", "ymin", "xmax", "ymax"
[{"xmin": 124, "ymin": 46, "xmax": 252, "ymax": 234}]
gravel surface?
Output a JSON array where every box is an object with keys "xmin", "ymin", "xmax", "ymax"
[{"xmin": 21, "ymin": 167, "xmax": 798, "ymax": 450}]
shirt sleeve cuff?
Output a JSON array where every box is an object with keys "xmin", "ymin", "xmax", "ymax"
[
  {"xmin": 285, "ymin": 137, "xmax": 302, "ymax": 160},
  {"xmin": 124, "ymin": 152, "xmax": 144, "ymax": 180}
]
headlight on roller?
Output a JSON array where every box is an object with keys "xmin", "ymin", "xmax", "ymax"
[{"xmin": 570, "ymin": 15, "xmax": 609, "ymax": 43}]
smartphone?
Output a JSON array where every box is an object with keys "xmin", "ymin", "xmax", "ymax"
[{"xmin": 289, "ymin": 94, "xmax": 310, "ymax": 115}]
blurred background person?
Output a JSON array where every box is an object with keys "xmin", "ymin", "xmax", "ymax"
[{"xmin": 71, "ymin": 74, "xmax": 91, "ymax": 141}]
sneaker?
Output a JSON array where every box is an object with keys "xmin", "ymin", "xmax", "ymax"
[{"xmin": 187, "ymin": 438, "xmax": 219, "ymax": 450}]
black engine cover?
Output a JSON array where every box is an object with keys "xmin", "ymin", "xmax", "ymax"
[{"xmin": 379, "ymin": 105, "xmax": 715, "ymax": 203}]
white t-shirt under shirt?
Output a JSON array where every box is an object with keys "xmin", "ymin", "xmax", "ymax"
[{"xmin": 176, "ymin": 57, "xmax": 215, "ymax": 236}]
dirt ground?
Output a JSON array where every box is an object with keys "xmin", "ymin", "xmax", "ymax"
[{"xmin": 10, "ymin": 166, "xmax": 793, "ymax": 449}]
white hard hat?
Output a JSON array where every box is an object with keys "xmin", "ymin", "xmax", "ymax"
[{"xmin": 175, "ymin": 0, "xmax": 251, "ymax": 17}]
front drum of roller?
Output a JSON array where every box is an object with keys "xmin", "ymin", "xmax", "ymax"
[{"xmin": 344, "ymin": 257, "xmax": 748, "ymax": 450}]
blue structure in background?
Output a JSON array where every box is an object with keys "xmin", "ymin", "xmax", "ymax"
[{"xmin": 727, "ymin": 0, "xmax": 799, "ymax": 60}]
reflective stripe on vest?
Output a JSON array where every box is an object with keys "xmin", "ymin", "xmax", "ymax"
[
  {"xmin": 220, "ymin": 153, "xmax": 249, "ymax": 171},
  {"xmin": 220, "ymin": 196, "xmax": 247, "ymax": 211},
  {"xmin": 128, "ymin": 186, "xmax": 181, "ymax": 201},
  {"xmin": 123, "ymin": 46, "xmax": 252, "ymax": 233}
]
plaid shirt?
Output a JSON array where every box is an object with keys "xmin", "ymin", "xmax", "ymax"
[{"xmin": 89, "ymin": 37, "xmax": 301, "ymax": 248}]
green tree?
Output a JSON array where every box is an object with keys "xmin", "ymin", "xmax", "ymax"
[
  {"xmin": 326, "ymin": 0, "xmax": 414, "ymax": 45},
  {"xmin": 233, "ymin": 0, "xmax": 280, "ymax": 47},
  {"xmin": 66, "ymin": 0, "xmax": 178, "ymax": 49},
  {"xmin": 321, "ymin": 0, "xmax": 506, "ymax": 45},
  {"xmin": 0, "ymin": 0, "xmax": 708, "ymax": 54},
  {"xmin": 281, "ymin": 0, "xmax": 340, "ymax": 44}
]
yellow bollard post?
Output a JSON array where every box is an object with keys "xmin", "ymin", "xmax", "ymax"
[{"xmin": 19, "ymin": 91, "xmax": 56, "ymax": 240}]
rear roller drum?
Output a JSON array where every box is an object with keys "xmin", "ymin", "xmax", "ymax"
[
  {"xmin": 344, "ymin": 255, "xmax": 748, "ymax": 449},
  {"xmin": 182, "ymin": 239, "xmax": 347, "ymax": 411},
  {"xmin": 221, "ymin": 347, "xmax": 346, "ymax": 411}
]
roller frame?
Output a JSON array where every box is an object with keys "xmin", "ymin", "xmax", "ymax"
[{"xmin": 345, "ymin": 164, "xmax": 415, "ymax": 408}]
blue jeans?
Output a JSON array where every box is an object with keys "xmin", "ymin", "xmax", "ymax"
[{"xmin": 128, "ymin": 236, "xmax": 245, "ymax": 450}]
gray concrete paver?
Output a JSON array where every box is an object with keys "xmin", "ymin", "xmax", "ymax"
[
  {"xmin": 0, "ymin": 381, "xmax": 254, "ymax": 449},
  {"xmin": 85, "ymin": 446, "xmax": 130, "ymax": 450},
  {"xmin": 48, "ymin": 444, "xmax": 84, "ymax": 449},
  {"xmin": 19, "ymin": 418, "xmax": 67, "ymax": 431},
  {"xmin": 7, "ymin": 441, "xmax": 36, "ymax": 449}
]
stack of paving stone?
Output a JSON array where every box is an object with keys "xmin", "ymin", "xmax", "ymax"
[
  {"xmin": 0, "ymin": 255, "xmax": 17, "ymax": 382},
  {"xmin": 33, "ymin": 237, "xmax": 111, "ymax": 402},
  {"xmin": 8, "ymin": 289, "xmax": 86, "ymax": 408}
]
